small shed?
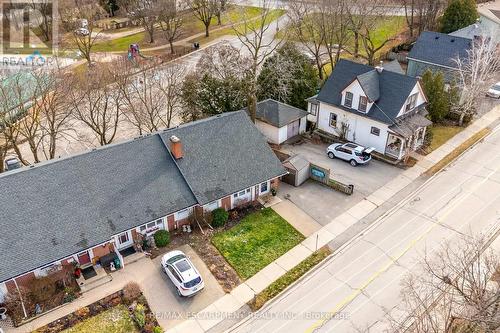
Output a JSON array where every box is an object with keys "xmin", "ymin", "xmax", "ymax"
[
  {"xmin": 254, "ymin": 99, "xmax": 308, "ymax": 144},
  {"xmin": 282, "ymin": 155, "xmax": 310, "ymax": 187}
]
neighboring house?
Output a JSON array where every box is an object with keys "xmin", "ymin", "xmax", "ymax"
[
  {"xmin": 308, "ymin": 59, "xmax": 431, "ymax": 161},
  {"xmin": 477, "ymin": 0, "xmax": 500, "ymax": 45},
  {"xmin": 450, "ymin": 20, "xmax": 500, "ymax": 46},
  {"xmin": 253, "ymin": 99, "xmax": 308, "ymax": 145},
  {"xmin": 407, "ymin": 31, "xmax": 472, "ymax": 82},
  {"xmin": 0, "ymin": 111, "xmax": 286, "ymax": 302}
]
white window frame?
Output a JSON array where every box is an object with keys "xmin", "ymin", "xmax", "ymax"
[
  {"xmin": 310, "ymin": 103, "xmax": 318, "ymax": 116},
  {"xmin": 260, "ymin": 181, "xmax": 270, "ymax": 194},
  {"xmin": 358, "ymin": 96, "xmax": 368, "ymax": 112},
  {"xmin": 344, "ymin": 92, "xmax": 353, "ymax": 108},
  {"xmin": 139, "ymin": 218, "xmax": 164, "ymax": 235},
  {"xmin": 405, "ymin": 93, "xmax": 418, "ymax": 112},
  {"xmin": 118, "ymin": 232, "xmax": 129, "ymax": 244},
  {"xmin": 370, "ymin": 126, "xmax": 380, "ymax": 136},
  {"xmin": 329, "ymin": 113, "xmax": 337, "ymax": 128}
]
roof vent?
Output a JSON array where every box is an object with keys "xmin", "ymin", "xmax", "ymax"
[
  {"xmin": 169, "ymin": 135, "xmax": 183, "ymax": 160},
  {"xmin": 450, "ymin": 39, "xmax": 455, "ymax": 42},
  {"xmin": 435, "ymin": 36, "xmax": 440, "ymax": 40}
]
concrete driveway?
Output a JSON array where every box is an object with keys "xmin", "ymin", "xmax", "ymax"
[{"xmin": 278, "ymin": 141, "xmax": 404, "ymax": 226}]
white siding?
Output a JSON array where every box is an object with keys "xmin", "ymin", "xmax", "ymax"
[
  {"xmin": 278, "ymin": 125, "xmax": 288, "ymax": 144},
  {"xmin": 317, "ymin": 103, "xmax": 390, "ymax": 154},
  {"xmin": 255, "ymin": 120, "xmax": 280, "ymax": 144},
  {"xmin": 396, "ymin": 82, "xmax": 427, "ymax": 117},
  {"xmin": 299, "ymin": 117, "xmax": 307, "ymax": 134},
  {"xmin": 341, "ymin": 80, "xmax": 374, "ymax": 113}
]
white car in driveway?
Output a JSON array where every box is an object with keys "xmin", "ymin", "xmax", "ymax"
[
  {"xmin": 327, "ymin": 143, "xmax": 374, "ymax": 166},
  {"xmin": 486, "ymin": 82, "xmax": 500, "ymax": 99},
  {"xmin": 161, "ymin": 250, "xmax": 204, "ymax": 297}
]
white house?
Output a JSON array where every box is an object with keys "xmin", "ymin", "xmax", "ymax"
[
  {"xmin": 308, "ymin": 59, "xmax": 431, "ymax": 161},
  {"xmin": 254, "ymin": 99, "xmax": 308, "ymax": 145}
]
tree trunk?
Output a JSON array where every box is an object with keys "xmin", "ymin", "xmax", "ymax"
[
  {"xmin": 459, "ymin": 112, "xmax": 465, "ymax": 127},
  {"xmin": 353, "ymin": 32, "xmax": 359, "ymax": 58},
  {"xmin": 217, "ymin": 12, "xmax": 222, "ymax": 25},
  {"xmin": 169, "ymin": 40, "xmax": 175, "ymax": 54},
  {"xmin": 205, "ymin": 23, "xmax": 210, "ymax": 37},
  {"xmin": 316, "ymin": 57, "xmax": 324, "ymax": 80}
]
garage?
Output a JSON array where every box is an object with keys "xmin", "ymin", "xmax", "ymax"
[{"xmin": 253, "ymin": 99, "xmax": 308, "ymax": 145}]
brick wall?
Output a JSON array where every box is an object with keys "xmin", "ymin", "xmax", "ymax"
[{"xmin": 91, "ymin": 243, "xmax": 112, "ymax": 259}]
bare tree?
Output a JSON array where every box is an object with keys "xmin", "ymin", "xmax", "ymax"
[
  {"xmin": 215, "ymin": 0, "xmax": 229, "ymax": 25},
  {"xmin": 69, "ymin": 64, "xmax": 122, "ymax": 146},
  {"xmin": 402, "ymin": 0, "xmax": 446, "ymax": 38},
  {"xmin": 59, "ymin": 0, "xmax": 104, "ymax": 64},
  {"xmin": 322, "ymin": 0, "xmax": 350, "ymax": 71},
  {"xmin": 231, "ymin": 0, "xmax": 283, "ymax": 122},
  {"xmin": 158, "ymin": 0, "xmax": 183, "ymax": 54},
  {"xmin": 157, "ymin": 64, "xmax": 186, "ymax": 128},
  {"xmin": 453, "ymin": 38, "xmax": 500, "ymax": 126},
  {"xmin": 389, "ymin": 233, "xmax": 500, "ymax": 333},
  {"xmin": 28, "ymin": 0, "xmax": 53, "ymax": 42},
  {"xmin": 188, "ymin": 0, "xmax": 217, "ymax": 37},
  {"xmin": 118, "ymin": 0, "xmax": 158, "ymax": 43}
]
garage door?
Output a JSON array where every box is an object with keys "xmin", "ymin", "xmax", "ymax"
[{"xmin": 287, "ymin": 120, "xmax": 300, "ymax": 139}]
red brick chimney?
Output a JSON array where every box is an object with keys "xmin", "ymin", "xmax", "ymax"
[{"xmin": 170, "ymin": 135, "xmax": 183, "ymax": 159}]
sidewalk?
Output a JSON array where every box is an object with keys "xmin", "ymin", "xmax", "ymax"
[{"xmin": 165, "ymin": 105, "xmax": 500, "ymax": 333}]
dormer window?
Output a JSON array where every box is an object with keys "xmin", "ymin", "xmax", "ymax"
[
  {"xmin": 405, "ymin": 93, "xmax": 418, "ymax": 112},
  {"xmin": 358, "ymin": 96, "xmax": 368, "ymax": 112},
  {"xmin": 344, "ymin": 92, "xmax": 353, "ymax": 108}
]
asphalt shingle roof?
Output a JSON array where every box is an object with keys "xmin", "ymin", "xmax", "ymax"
[
  {"xmin": 0, "ymin": 111, "xmax": 286, "ymax": 282},
  {"xmin": 163, "ymin": 111, "xmax": 286, "ymax": 205},
  {"xmin": 357, "ymin": 70, "xmax": 380, "ymax": 102},
  {"xmin": 408, "ymin": 31, "xmax": 471, "ymax": 69},
  {"xmin": 254, "ymin": 99, "xmax": 308, "ymax": 128},
  {"xmin": 317, "ymin": 59, "xmax": 419, "ymax": 124}
]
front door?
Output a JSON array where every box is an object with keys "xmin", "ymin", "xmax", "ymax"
[
  {"xmin": 287, "ymin": 120, "xmax": 300, "ymax": 139},
  {"xmin": 115, "ymin": 231, "xmax": 133, "ymax": 250}
]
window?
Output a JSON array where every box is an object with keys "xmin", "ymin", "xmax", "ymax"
[
  {"xmin": 310, "ymin": 103, "xmax": 318, "ymax": 116},
  {"xmin": 260, "ymin": 181, "xmax": 269, "ymax": 194},
  {"xmin": 405, "ymin": 93, "xmax": 418, "ymax": 112},
  {"xmin": 140, "ymin": 219, "xmax": 164, "ymax": 234},
  {"xmin": 118, "ymin": 232, "xmax": 129, "ymax": 244},
  {"xmin": 204, "ymin": 201, "xmax": 219, "ymax": 212},
  {"xmin": 344, "ymin": 92, "xmax": 353, "ymax": 108},
  {"xmin": 175, "ymin": 208, "xmax": 190, "ymax": 220},
  {"xmin": 370, "ymin": 127, "xmax": 380, "ymax": 136},
  {"xmin": 358, "ymin": 96, "xmax": 368, "ymax": 112},
  {"xmin": 329, "ymin": 113, "xmax": 337, "ymax": 128},
  {"xmin": 167, "ymin": 265, "xmax": 182, "ymax": 283}
]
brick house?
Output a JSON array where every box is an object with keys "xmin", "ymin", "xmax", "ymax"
[{"xmin": 0, "ymin": 111, "xmax": 286, "ymax": 303}]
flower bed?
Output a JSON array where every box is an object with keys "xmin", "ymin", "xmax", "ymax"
[{"xmin": 33, "ymin": 283, "xmax": 160, "ymax": 333}]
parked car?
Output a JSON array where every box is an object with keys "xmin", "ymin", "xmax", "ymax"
[
  {"xmin": 4, "ymin": 156, "xmax": 22, "ymax": 171},
  {"xmin": 161, "ymin": 250, "xmax": 204, "ymax": 297},
  {"xmin": 486, "ymin": 82, "xmax": 500, "ymax": 99},
  {"xmin": 326, "ymin": 143, "xmax": 374, "ymax": 166}
]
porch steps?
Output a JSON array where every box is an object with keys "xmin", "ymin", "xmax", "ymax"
[{"xmin": 78, "ymin": 268, "xmax": 113, "ymax": 293}]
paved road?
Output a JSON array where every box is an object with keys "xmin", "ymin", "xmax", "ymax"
[{"xmin": 228, "ymin": 123, "xmax": 500, "ymax": 333}]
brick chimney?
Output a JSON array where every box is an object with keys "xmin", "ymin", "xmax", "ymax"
[{"xmin": 170, "ymin": 135, "xmax": 183, "ymax": 159}]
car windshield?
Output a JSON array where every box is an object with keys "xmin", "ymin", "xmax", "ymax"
[
  {"xmin": 175, "ymin": 259, "xmax": 191, "ymax": 272},
  {"xmin": 493, "ymin": 84, "xmax": 500, "ymax": 91},
  {"xmin": 166, "ymin": 254, "xmax": 185, "ymax": 265},
  {"xmin": 183, "ymin": 276, "xmax": 201, "ymax": 288},
  {"xmin": 6, "ymin": 160, "xmax": 21, "ymax": 169}
]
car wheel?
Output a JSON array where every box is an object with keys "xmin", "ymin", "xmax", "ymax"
[
  {"xmin": 350, "ymin": 159, "xmax": 357, "ymax": 167},
  {"xmin": 328, "ymin": 152, "xmax": 335, "ymax": 159}
]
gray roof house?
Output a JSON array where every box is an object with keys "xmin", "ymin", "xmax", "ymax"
[
  {"xmin": 0, "ymin": 111, "xmax": 286, "ymax": 288},
  {"xmin": 307, "ymin": 59, "xmax": 431, "ymax": 161},
  {"xmin": 407, "ymin": 31, "xmax": 472, "ymax": 82},
  {"xmin": 253, "ymin": 99, "xmax": 309, "ymax": 145}
]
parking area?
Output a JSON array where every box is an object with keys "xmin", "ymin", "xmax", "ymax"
[{"xmin": 278, "ymin": 141, "xmax": 404, "ymax": 226}]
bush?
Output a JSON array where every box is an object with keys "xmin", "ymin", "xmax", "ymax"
[
  {"xmin": 212, "ymin": 208, "xmax": 229, "ymax": 228},
  {"xmin": 153, "ymin": 326, "xmax": 163, "ymax": 333},
  {"xmin": 122, "ymin": 282, "xmax": 141, "ymax": 304},
  {"xmin": 153, "ymin": 230, "xmax": 170, "ymax": 247},
  {"xmin": 133, "ymin": 303, "xmax": 146, "ymax": 328}
]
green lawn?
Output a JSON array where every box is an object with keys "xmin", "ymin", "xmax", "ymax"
[
  {"xmin": 92, "ymin": 6, "xmax": 267, "ymax": 52},
  {"xmin": 212, "ymin": 208, "xmax": 305, "ymax": 279},
  {"xmin": 428, "ymin": 125, "xmax": 464, "ymax": 151},
  {"xmin": 61, "ymin": 305, "xmax": 139, "ymax": 333}
]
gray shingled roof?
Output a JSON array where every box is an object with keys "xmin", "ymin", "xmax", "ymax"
[
  {"xmin": 254, "ymin": 99, "xmax": 308, "ymax": 128},
  {"xmin": 163, "ymin": 111, "xmax": 287, "ymax": 205},
  {"xmin": 0, "ymin": 135, "xmax": 196, "ymax": 283},
  {"xmin": 317, "ymin": 59, "xmax": 419, "ymax": 124},
  {"xmin": 389, "ymin": 111, "xmax": 432, "ymax": 138},
  {"xmin": 408, "ymin": 31, "xmax": 471, "ymax": 69},
  {"xmin": 357, "ymin": 70, "xmax": 380, "ymax": 102},
  {"xmin": 0, "ymin": 111, "xmax": 286, "ymax": 282},
  {"xmin": 383, "ymin": 60, "xmax": 405, "ymax": 75}
]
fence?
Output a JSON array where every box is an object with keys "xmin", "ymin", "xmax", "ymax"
[{"xmin": 310, "ymin": 163, "xmax": 354, "ymax": 195}]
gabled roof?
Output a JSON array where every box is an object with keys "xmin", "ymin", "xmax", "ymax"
[
  {"xmin": 357, "ymin": 70, "xmax": 380, "ymax": 102},
  {"xmin": 162, "ymin": 111, "xmax": 286, "ymax": 205},
  {"xmin": 383, "ymin": 60, "xmax": 405, "ymax": 75},
  {"xmin": 254, "ymin": 99, "xmax": 308, "ymax": 128},
  {"xmin": 317, "ymin": 59, "xmax": 419, "ymax": 124},
  {"xmin": 0, "ymin": 111, "xmax": 286, "ymax": 283},
  {"xmin": 408, "ymin": 31, "xmax": 471, "ymax": 69}
]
